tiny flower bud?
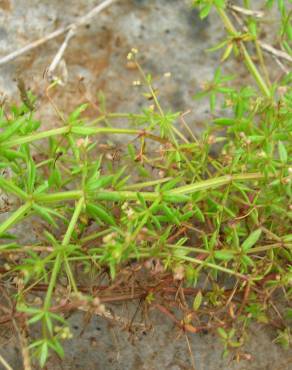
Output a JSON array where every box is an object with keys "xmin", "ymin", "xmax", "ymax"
[{"xmin": 132, "ymin": 80, "xmax": 141, "ymax": 86}]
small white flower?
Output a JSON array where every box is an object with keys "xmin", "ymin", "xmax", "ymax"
[{"xmin": 132, "ymin": 80, "xmax": 141, "ymax": 86}]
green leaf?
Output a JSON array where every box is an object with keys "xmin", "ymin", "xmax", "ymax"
[
  {"xmin": 161, "ymin": 178, "xmax": 182, "ymax": 191},
  {"xmin": 217, "ymin": 327, "xmax": 228, "ymax": 339},
  {"xmin": 199, "ymin": 4, "xmax": 212, "ymax": 19},
  {"xmin": 285, "ymin": 308, "xmax": 292, "ymax": 320},
  {"xmin": 86, "ymin": 203, "xmax": 116, "ymax": 226},
  {"xmin": 0, "ymin": 116, "xmax": 26, "ymax": 142},
  {"xmin": 48, "ymin": 338, "xmax": 65, "ymax": 358},
  {"xmin": 241, "ymin": 255, "xmax": 254, "ymax": 267},
  {"xmin": 242, "ymin": 229, "xmax": 262, "ymax": 252},
  {"xmin": 193, "ymin": 290, "xmax": 203, "ymax": 311},
  {"xmin": 33, "ymin": 204, "xmax": 59, "ymax": 228},
  {"xmin": 214, "ymin": 0, "xmax": 225, "ymax": 8},
  {"xmin": 49, "ymin": 167, "xmax": 62, "ymax": 188},
  {"xmin": 283, "ymin": 234, "xmax": 292, "ymax": 242},
  {"xmin": 49, "ymin": 312, "xmax": 67, "ymax": 325},
  {"xmin": 0, "ymin": 149, "xmax": 26, "ymax": 160},
  {"xmin": 214, "ymin": 67, "xmax": 222, "ymax": 83},
  {"xmin": 28, "ymin": 339, "xmax": 44, "ymax": 350},
  {"xmin": 137, "ymin": 193, "xmax": 147, "ymax": 208},
  {"xmin": 246, "ymin": 135, "xmax": 265, "ymax": 143},
  {"xmin": 181, "ymin": 210, "xmax": 195, "ymax": 221},
  {"xmin": 207, "ymin": 40, "xmax": 228, "ymax": 52},
  {"xmin": 27, "ymin": 158, "xmax": 36, "ymax": 193},
  {"xmin": 214, "ymin": 250, "xmax": 234, "ymax": 261},
  {"xmin": 228, "ymin": 328, "xmax": 236, "ymax": 339},
  {"xmin": 210, "ymin": 92, "xmax": 216, "ymax": 112},
  {"xmin": 86, "ymin": 175, "xmax": 113, "ymax": 191},
  {"xmin": 221, "ymin": 43, "xmax": 233, "ymax": 62},
  {"xmin": 0, "ymin": 234, "xmax": 17, "ymax": 241},
  {"xmin": 68, "ymin": 103, "xmax": 88, "ymax": 122},
  {"xmin": 278, "ymin": 141, "xmax": 288, "ymax": 163},
  {"xmin": 39, "ymin": 341, "xmax": 49, "ymax": 367},
  {"xmin": 161, "ymin": 204, "xmax": 180, "ymax": 225},
  {"xmin": 193, "ymin": 205, "xmax": 205, "ymax": 222},
  {"xmin": 127, "ymin": 143, "xmax": 136, "ymax": 159},
  {"xmin": 213, "ymin": 118, "xmax": 235, "ymax": 126},
  {"xmin": 44, "ymin": 312, "xmax": 53, "ymax": 335},
  {"xmin": 17, "ymin": 304, "xmax": 41, "ymax": 314},
  {"xmin": 265, "ymin": 0, "xmax": 275, "ymax": 9},
  {"xmin": 193, "ymin": 90, "xmax": 209, "ymax": 100},
  {"xmin": 28, "ymin": 312, "xmax": 44, "ymax": 325}
]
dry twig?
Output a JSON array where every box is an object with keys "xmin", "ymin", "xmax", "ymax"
[
  {"xmin": 260, "ymin": 42, "xmax": 292, "ymax": 64},
  {"xmin": 0, "ymin": 0, "xmax": 117, "ymax": 67},
  {"xmin": 228, "ymin": 3, "xmax": 264, "ymax": 19},
  {"xmin": 44, "ymin": 26, "xmax": 76, "ymax": 83},
  {"xmin": 0, "ymin": 354, "xmax": 13, "ymax": 370}
]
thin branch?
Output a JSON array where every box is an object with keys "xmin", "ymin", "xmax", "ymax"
[
  {"xmin": 0, "ymin": 28, "xmax": 67, "ymax": 66},
  {"xmin": 0, "ymin": 354, "xmax": 13, "ymax": 370},
  {"xmin": 228, "ymin": 3, "xmax": 264, "ymax": 18},
  {"xmin": 44, "ymin": 26, "xmax": 76, "ymax": 83},
  {"xmin": 0, "ymin": 0, "xmax": 117, "ymax": 67},
  {"xmin": 272, "ymin": 55, "xmax": 289, "ymax": 75},
  {"xmin": 259, "ymin": 41, "xmax": 292, "ymax": 64}
]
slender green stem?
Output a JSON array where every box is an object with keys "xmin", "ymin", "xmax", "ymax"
[
  {"xmin": 36, "ymin": 190, "xmax": 158, "ymax": 203},
  {"xmin": 247, "ymin": 243, "xmax": 292, "ymax": 253},
  {"xmin": 88, "ymin": 113, "xmax": 145, "ymax": 125},
  {"xmin": 5, "ymin": 114, "xmax": 138, "ymax": 148},
  {"xmin": 34, "ymin": 190, "xmax": 83, "ymax": 203},
  {"xmin": 122, "ymin": 177, "xmax": 173, "ymax": 190},
  {"xmin": 43, "ymin": 197, "xmax": 84, "ymax": 311},
  {"xmin": 176, "ymin": 255, "xmax": 247, "ymax": 280},
  {"xmin": 3, "ymin": 126, "xmax": 70, "ymax": 148},
  {"xmin": 215, "ymin": 6, "xmax": 271, "ymax": 98},
  {"xmin": 3, "ymin": 126, "xmax": 164, "ymax": 149},
  {"xmin": 167, "ymin": 172, "xmax": 264, "ymax": 195},
  {"xmin": 241, "ymin": 47, "xmax": 271, "ymax": 97},
  {"xmin": 33, "ymin": 172, "xmax": 266, "ymax": 204},
  {"xmin": 80, "ymin": 229, "xmax": 110, "ymax": 244},
  {"xmin": 165, "ymin": 242, "xmax": 292, "ymax": 255},
  {"xmin": 254, "ymin": 40, "xmax": 272, "ymax": 88},
  {"xmin": 60, "ymin": 197, "xmax": 84, "ymax": 293},
  {"xmin": 62, "ymin": 197, "xmax": 84, "ymax": 246},
  {"xmin": 43, "ymin": 252, "xmax": 62, "ymax": 311},
  {"xmin": 71, "ymin": 126, "xmax": 141, "ymax": 136},
  {"xmin": 165, "ymin": 244, "xmax": 210, "ymax": 254},
  {"xmin": 135, "ymin": 61, "xmax": 164, "ymax": 116},
  {"xmin": 63, "ymin": 257, "xmax": 78, "ymax": 293}
]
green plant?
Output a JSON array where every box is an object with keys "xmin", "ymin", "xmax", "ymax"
[{"xmin": 0, "ymin": 0, "xmax": 291, "ymax": 366}]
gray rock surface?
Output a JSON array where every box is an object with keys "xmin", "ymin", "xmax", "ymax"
[{"xmin": 0, "ymin": 0, "xmax": 226, "ymax": 131}]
